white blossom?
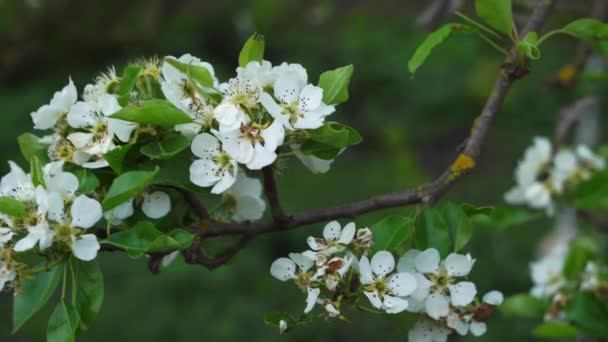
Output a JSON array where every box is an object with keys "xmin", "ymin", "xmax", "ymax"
[
  {"xmin": 306, "ymin": 221, "xmax": 356, "ymax": 256},
  {"xmin": 530, "ymin": 246, "xmax": 567, "ymax": 298},
  {"xmin": 0, "ymin": 161, "xmax": 36, "ymax": 202},
  {"xmin": 408, "ymin": 318, "xmax": 451, "ymax": 342},
  {"xmin": 31, "ymin": 78, "xmax": 78, "ymax": 130},
  {"xmin": 359, "ymin": 250, "xmax": 417, "ymax": 314},
  {"xmin": 0, "ymin": 262, "xmax": 16, "ymax": 291},
  {"xmin": 189, "ymin": 133, "xmax": 237, "ymax": 194},
  {"xmin": 141, "ymin": 191, "xmax": 172, "ymax": 219},
  {"xmin": 270, "ymin": 252, "xmax": 320, "ymax": 313},
  {"xmin": 292, "ymin": 144, "xmax": 335, "ymax": 174},
  {"xmin": 220, "ymin": 172, "xmax": 265, "ymax": 222},
  {"xmin": 13, "ymin": 187, "xmax": 54, "ymax": 252}
]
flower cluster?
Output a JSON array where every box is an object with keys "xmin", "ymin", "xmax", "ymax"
[
  {"xmin": 504, "ymin": 137, "xmax": 605, "ymax": 215},
  {"xmin": 269, "ymin": 221, "xmax": 502, "ymax": 341}
]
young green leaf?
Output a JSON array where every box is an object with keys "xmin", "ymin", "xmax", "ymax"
[
  {"xmin": 101, "ymin": 167, "xmax": 159, "ymax": 211},
  {"xmin": 165, "ymin": 58, "xmax": 216, "ymax": 88},
  {"xmin": 140, "ymin": 135, "xmax": 191, "ymax": 160},
  {"xmin": 73, "ymin": 259, "xmax": 104, "ymax": 333},
  {"xmin": 306, "ymin": 122, "xmax": 362, "ymax": 149},
  {"xmin": 408, "ymin": 23, "xmax": 473, "ymax": 76},
  {"xmin": 104, "ymin": 144, "xmax": 133, "ymax": 174},
  {"xmin": 563, "ymin": 236, "xmax": 598, "ymax": 281},
  {"xmin": 0, "ymin": 196, "xmax": 27, "ymax": 218},
  {"xmin": 17, "ymin": 133, "xmax": 49, "ymax": 163},
  {"xmin": 118, "ymin": 66, "xmax": 142, "ymax": 97},
  {"xmin": 499, "ymin": 293, "xmax": 549, "ymax": 319},
  {"xmin": 371, "ymin": 215, "xmax": 414, "ymax": 252},
  {"xmin": 532, "ymin": 322, "xmax": 577, "ymax": 339},
  {"xmin": 299, "ymin": 140, "xmax": 341, "ymax": 160},
  {"xmin": 516, "ymin": 32, "xmax": 541, "ymax": 60},
  {"xmin": 105, "ymin": 221, "xmax": 193, "ymax": 258},
  {"xmin": 475, "ymin": 0, "xmax": 513, "ymax": 36},
  {"xmin": 47, "ymin": 300, "xmax": 80, "ymax": 342},
  {"xmin": 30, "ymin": 156, "xmax": 45, "ymax": 187},
  {"xmin": 562, "ymin": 19, "xmax": 608, "ymax": 43},
  {"xmin": 72, "ymin": 169, "xmax": 100, "ymax": 194},
  {"xmin": 442, "ymin": 203, "xmax": 474, "ymax": 252},
  {"xmin": 238, "ymin": 33, "xmax": 265, "ymax": 67},
  {"xmin": 110, "ymin": 99, "xmax": 192, "ymax": 126},
  {"xmin": 318, "ymin": 65, "xmax": 354, "ymax": 105},
  {"xmin": 566, "ymin": 292, "xmax": 608, "ymax": 337},
  {"xmin": 575, "ymin": 169, "xmax": 608, "ymax": 209},
  {"xmin": 415, "ymin": 208, "xmax": 451, "ymax": 257},
  {"xmin": 13, "ymin": 265, "xmax": 63, "ymax": 333}
]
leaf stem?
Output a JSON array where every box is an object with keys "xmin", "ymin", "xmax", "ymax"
[
  {"xmin": 28, "ymin": 256, "xmax": 66, "ymax": 275},
  {"xmin": 70, "ymin": 258, "xmax": 78, "ymax": 306},
  {"xmin": 455, "ymin": 11, "xmax": 502, "ymax": 40},
  {"xmin": 537, "ymin": 29, "xmax": 565, "ymax": 46},
  {"xmin": 61, "ymin": 263, "xmax": 68, "ymax": 300},
  {"xmin": 476, "ymin": 32, "xmax": 511, "ymax": 57}
]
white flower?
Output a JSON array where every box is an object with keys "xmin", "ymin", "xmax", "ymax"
[
  {"xmin": 278, "ymin": 319, "xmax": 288, "ymax": 334},
  {"xmin": 82, "ymin": 67, "xmax": 120, "ymax": 104},
  {"xmin": 270, "ymin": 252, "xmax": 319, "ymax": 313},
  {"xmin": 259, "ymin": 69, "xmax": 334, "ymax": 130},
  {"xmin": 215, "ymin": 69, "xmax": 263, "ymax": 132},
  {"xmin": 160, "ymin": 54, "xmax": 218, "ymax": 139},
  {"xmin": 0, "ymin": 161, "xmax": 36, "ymax": 202},
  {"xmin": 312, "ymin": 253, "xmax": 354, "ymax": 291},
  {"xmin": 31, "ymin": 78, "xmax": 77, "ymax": 130},
  {"xmin": 306, "ymin": 221, "xmax": 356, "ymax": 256},
  {"xmin": 189, "ymin": 133, "xmax": 237, "ymax": 194},
  {"xmin": 49, "ymin": 194, "xmax": 102, "ymax": 261},
  {"xmin": 220, "ymin": 172, "xmax": 265, "ymax": 222},
  {"xmin": 408, "ymin": 318, "xmax": 451, "ymax": 342},
  {"xmin": 292, "ymin": 144, "xmax": 335, "ymax": 174},
  {"xmin": 43, "ymin": 161, "xmax": 79, "ymax": 199},
  {"xmin": 161, "ymin": 251, "xmax": 180, "ymax": 268},
  {"xmin": 13, "ymin": 186, "xmax": 54, "ymax": 252},
  {"xmin": 0, "ymin": 262, "xmax": 16, "ymax": 291},
  {"xmin": 397, "ymin": 249, "xmax": 477, "ymax": 319},
  {"xmin": 0, "ymin": 226, "xmax": 15, "ymax": 247},
  {"xmin": 530, "ymin": 246, "xmax": 567, "ymax": 298},
  {"xmin": 446, "ymin": 290, "xmax": 503, "ymax": 337},
  {"xmin": 359, "ymin": 251, "xmax": 417, "ymax": 314},
  {"xmin": 237, "ymin": 60, "xmax": 276, "ymax": 88},
  {"xmin": 216, "ymin": 119, "xmax": 284, "ymax": 170},
  {"xmin": 575, "ymin": 145, "xmax": 605, "ymax": 179},
  {"xmin": 141, "ymin": 191, "xmax": 171, "ymax": 219},
  {"xmin": 66, "ymin": 94, "xmax": 135, "ymax": 168},
  {"xmin": 103, "ymin": 199, "xmax": 134, "ymax": 225},
  {"xmin": 580, "ymin": 261, "xmax": 600, "ymax": 291},
  {"xmin": 354, "ymin": 227, "xmax": 373, "ymax": 249}
]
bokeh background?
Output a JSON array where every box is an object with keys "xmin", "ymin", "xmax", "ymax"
[{"xmin": 0, "ymin": 0, "xmax": 603, "ymax": 341}]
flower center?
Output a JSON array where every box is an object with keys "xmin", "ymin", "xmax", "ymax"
[
  {"xmin": 428, "ymin": 266, "xmax": 453, "ymax": 293},
  {"xmin": 92, "ymin": 121, "xmax": 109, "ymax": 143}
]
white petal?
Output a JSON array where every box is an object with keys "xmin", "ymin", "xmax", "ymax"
[
  {"xmin": 32, "ymin": 105, "xmax": 64, "ymax": 130},
  {"xmin": 448, "ymin": 281, "xmax": 477, "ymax": 307},
  {"xmin": 447, "ymin": 312, "xmax": 469, "ymax": 336},
  {"xmin": 46, "ymin": 172, "xmax": 79, "ymax": 196},
  {"xmin": 72, "ymin": 234, "xmax": 100, "ymax": 261},
  {"xmin": 210, "ymin": 163, "xmax": 237, "ymax": 194},
  {"xmin": 47, "ymin": 192, "xmax": 66, "ymax": 223},
  {"xmin": 415, "ymin": 248, "xmax": 440, "ymax": 274},
  {"xmin": 289, "ymin": 252, "xmax": 314, "ymax": 272},
  {"xmin": 483, "ymin": 290, "xmax": 504, "ymax": 305},
  {"xmin": 99, "ymin": 94, "xmax": 121, "ymax": 116},
  {"xmin": 371, "ymin": 250, "xmax": 395, "ymax": 279},
  {"xmin": 246, "ymin": 143, "xmax": 276, "ymax": 170},
  {"xmin": 324, "ymin": 303, "xmax": 340, "ymax": 317},
  {"xmin": 270, "ymin": 258, "xmax": 297, "ymax": 281},
  {"xmin": 322, "ymin": 221, "xmax": 342, "ymax": 241},
  {"xmin": 141, "ymin": 191, "xmax": 171, "ymax": 219},
  {"xmin": 306, "ymin": 236, "xmax": 325, "ymax": 251},
  {"xmin": 297, "ymin": 84, "xmax": 323, "ymax": 112},
  {"xmin": 49, "ymin": 78, "xmax": 77, "ymax": 110},
  {"xmin": 82, "ymin": 159, "xmax": 109, "ymax": 169},
  {"xmin": 70, "ymin": 195, "xmax": 102, "ymax": 229},
  {"xmin": 337, "ymin": 222, "xmax": 356, "ymax": 245},
  {"xmin": 107, "ymin": 118, "xmax": 135, "ymax": 143},
  {"xmin": 191, "ymin": 133, "xmax": 221, "ymax": 159},
  {"xmin": 260, "ymin": 120, "xmax": 285, "ymax": 152},
  {"xmin": 469, "ymin": 321, "xmax": 487, "ymax": 336},
  {"xmin": 425, "ymin": 293, "xmax": 450, "ymax": 319},
  {"xmin": 106, "ymin": 199, "xmax": 134, "ymax": 220},
  {"xmin": 67, "ymin": 132, "xmax": 93, "ymax": 149},
  {"xmin": 397, "ymin": 249, "xmax": 421, "ymax": 273},
  {"xmin": 304, "ymin": 287, "xmax": 320, "ymax": 313},
  {"xmin": 382, "ymin": 295, "xmax": 409, "ymax": 314},
  {"xmin": 408, "ymin": 319, "xmax": 450, "ymax": 342},
  {"xmin": 259, "ymin": 92, "xmax": 284, "ymax": 119},
  {"xmin": 274, "ymin": 73, "xmax": 303, "ymax": 104},
  {"xmin": 67, "ymin": 101, "xmax": 97, "ymax": 128},
  {"xmin": 189, "ymin": 159, "xmax": 221, "ymax": 188},
  {"xmin": 363, "ymin": 290, "xmax": 383, "ymax": 309},
  {"xmin": 388, "ymin": 272, "xmax": 418, "ymax": 297},
  {"xmin": 444, "ymin": 253, "xmax": 474, "ymax": 277},
  {"xmin": 358, "ymin": 255, "xmax": 374, "ymax": 285},
  {"xmin": 279, "ymin": 320, "xmax": 288, "ymax": 334}
]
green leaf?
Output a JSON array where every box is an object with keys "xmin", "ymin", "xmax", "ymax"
[
  {"xmin": 516, "ymin": 32, "xmax": 541, "ymax": 60},
  {"xmin": 104, "ymin": 144, "xmax": 133, "ymax": 174},
  {"xmin": 47, "ymin": 300, "xmax": 80, "ymax": 342},
  {"xmin": 165, "ymin": 58, "xmax": 215, "ymax": 88},
  {"xmin": 533, "ymin": 322, "xmax": 577, "ymax": 339},
  {"xmin": 17, "ymin": 133, "xmax": 49, "ymax": 162},
  {"xmin": 110, "ymin": 99, "xmax": 192, "ymax": 126},
  {"xmin": 575, "ymin": 170, "xmax": 608, "ymax": 209},
  {"xmin": 469, "ymin": 206, "xmax": 539, "ymax": 231},
  {"xmin": 443, "ymin": 203, "xmax": 474, "ymax": 252},
  {"xmin": 566, "ymin": 292, "xmax": 608, "ymax": 337},
  {"xmin": 73, "ymin": 259, "xmax": 103, "ymax": 333},
  {"xmin": 72, "ymin": 169, "xmax": 100, "ymax": 194},
  {"xmin": 13, "ymin": 265, "xmax": 63, "ymax": 333},
  {"xmin": 415, "ymin": 208, "xmax": 451, "ymax": 257},
  {"xmin": 264, "ymin": 312, "xmax": 296, "ymax": 327},
  {"xmin": 317, "ymin": 64, "xmax": 354, "ymax": 105},
  {"xmin": 563, "ymin": 19, "xmax": 608, "ymax": 43},
  {"xmin": 101, "ymin": 167, "xmax": 159, "ymax": 211},
  {"xmin": 307, "ymin": 122, "xmax": 362, "ymax": 149},
  {"xmin": 563, "ymin": 236, "xmax": 598, "ymax": 281},
  {"xmin": 105, "ymin": 221, "xmax": 193, "ymax": 258},
  {"xmin": 475, "ymin": 0, "xmax": 513, "ymax": 36},
  {"xmin": 299, "ymin": 140, "xmax": 342, "ymax": 160},
  {"xmin": 499, "ymin": 293, "xmax": 548, "ymax": 319},
  {"xmin": 239, "ymin": 33, "xmax": 265, "ymax": 67},
  {"xmin": 30, "ymin": 156, "xmax": 45, "ymax": 187},
  {"xmin": 408, "ymin": 23, "xmax": 473, "ymax": 76},
  {"xmin": 371, "ymin": 216, "xmax": 414, "ymax": 252},
  {"xmin": 140, "ymin": 135, "xmax": 191, "ymax": 160},
  {"xmin": 0, "ymin": 196, "xmax": 26, "ymax": 218},
  {"xmin": 118, "ymin": 66, "xmax": 141, "ymax": 97}
]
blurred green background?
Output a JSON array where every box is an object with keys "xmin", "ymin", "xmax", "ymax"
[{"xmin": 0, "ymin": 0, "xmax": 602, "ymax": 341}]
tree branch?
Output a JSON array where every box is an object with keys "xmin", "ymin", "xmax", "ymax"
[
  {"xmin": 262, "ymin": 166, "xmax": 289, "ymax": 225},
  {"xmin": 162, "ymin": 185, "xmax": 210, "ymax": 220}
]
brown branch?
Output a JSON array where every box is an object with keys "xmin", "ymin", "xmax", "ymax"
[
  {"xmin": 553, "ymin": 96, "xmax": 599, "ymax": 150},
  {"xmin": 160, "ymin": 185, "xmax": 210, "ymax": 220},
  {"xmin": 577, "ymin": 210, "xmax": 608, "ymax": 233},
  {"xmin": 262, "ymin": 166, "xmax": 289, "ymax": 225},
  {"xmin": 181, "ymin": 234, "xmax": 253, "ymax": 270}
]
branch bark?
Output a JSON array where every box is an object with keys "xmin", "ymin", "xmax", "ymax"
[{"xmin": 262, "ymin": 166, "xmax": 288, "ymax": 225}]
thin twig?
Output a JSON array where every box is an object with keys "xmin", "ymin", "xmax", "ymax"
[
  {"xmin": 262, "ymin": 166, "xmax": 289, "ymax": 225},
  {"xmin": 161, "ymin": 185, "xmax": 210, "ymax": 220},
  {"xmin": 553, "ymin": 96, "xmax": 599, "ymax": 150}
]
